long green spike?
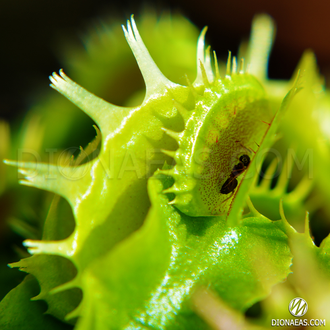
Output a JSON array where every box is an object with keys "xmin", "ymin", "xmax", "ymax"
[
  {"xmin": 50, "ymin": 70, "xmax": 131, "ymax": 134},
  {"xmin": 3, "ymin": 159, "xmax": 91, "ymax": 207},
  {"xmin": 122, "ymin": 15, "xmax": 178, "ymax": 100}
]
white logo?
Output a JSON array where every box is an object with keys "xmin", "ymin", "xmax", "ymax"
[{"xmin": 289, "ymin": 298, "xmax": 308, "ymax": 317}]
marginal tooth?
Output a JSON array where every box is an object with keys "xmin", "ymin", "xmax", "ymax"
[
  {"xmin": 5, "ymin": 160, "xmax": 95, "ymax": 209},
  {"xmin": 161, "ymin": 127, "xmax": 182, "ymax": 141},
  {"xmin": 185, "ymin": 74, "xmax": 201, "ymax": 98},
  {"xmin": 226, "ymin": 51, "xmax": 232, "ymax": 77},
  {"xmin": 246, "ymin": 14, "xmax": 275, "ymax": 80},
  {"xmin": 65, "ymin": 301, "xmax": 83, "ymax": 321},
  {"xmin": 4, "ymin": 159, "xmax": 93, "ymax": 207},
  {"xmin": 159, "ymin": 168, "xmax": 181, "ymax": 179},
  {"xmin": 8, "ymin": 260, "xmax": 25, "ymax": 269},
  {"xmin": 31, "ymin": 292, "xmax": 47, "ymax": 301},
  {"xmin": 213, "ymin": 50, "xmax": 220, "ymax": 80},
  {"xmin": 161, "ymin": 149, "xmax": 176, "ymax": 158},
  {"xmin": 279, "ymin": 199, "xmax": 296, "ymax": 237},
  {"xmin": 246, "ymin": 196, "xmax": 264, "ymax": 217},
  {"xmin": 199, "ymin": 60, "xmax": 211, "ymax": 88},
  {"xmin": 23, "ymin": 239, "xmax": 75, "ymax": 259},
  {"xmin": 50, "ymin": 277, "xmax": 81, "ymax": 295},
  {"xmin": 304, "ymin": 211, "xmax": 312, "ymax": 240},
  {"xmin": 158, "ymin": 168, "xmax": 174, "ymax": 176},
  {"xmin": 259, "ymin": 157, "xmax": 278, "ymax": 190},
  {"xmin": 49, "ymin": 70, "xmax": 129, "ymax": 134},
  {"xmin": 239, "ymin": 58, "xmax": 245, "ymax": 74},
  {"xmin": 204, "ymin": 45, "xmax": 214, "ymax": 83},
  {"xmin": 163, "ymin": 188, "xmax": 176, "ymax": 195},
  {"xmin": 18, "ymin": 168, "xmax": 30, "ymax": 176},
  {"xmin": 194, "ymin": 26, "xmax": 208, "ymax": 85},
  {"xmin": 172, "ymin": 99, "xmax": 191, "ymax": 115},
  {"xmin": 163, "ymin": 184, "xmax": 180, "ymax": 194},
  {"xmin": 122, "ymin": 15, "xmax": 178, "ymax": 100},
  {"xmin": 286, "ymin": 175, "xmax": 313, "ymax": 204},
  {"xmin": 273, "ymin": 152, "xmax": 294, "ymax": 195},
  {"xmin": 232, "ymin": 56, "xmax": 237, "ymax": 74}
]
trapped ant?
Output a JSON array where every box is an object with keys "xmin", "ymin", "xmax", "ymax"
[
  {"xmin": 220, "ymin": 154, "xmax": 250, "ymax": 195},
  {"xmin": 211, "ymin": 154, "xmax": 251, "ymax": 215}
]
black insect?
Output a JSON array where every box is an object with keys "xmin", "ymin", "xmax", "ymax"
[
  {"xmin": 220, "ymin": 177, "xmax": 238, "ymax": 194},
  {"xmin": 220, "ymin": 154, "xmax": 250, "ymax": 194}
]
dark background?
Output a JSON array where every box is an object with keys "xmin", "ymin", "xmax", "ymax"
[
  {"xmin": 1, "ymin": 0, "xmax": 329, "ymax": 310},
  {"xmin": 1, "ymin": 0, "xmax": 330, "ymax": 122}
]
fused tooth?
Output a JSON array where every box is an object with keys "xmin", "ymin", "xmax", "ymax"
[
  {"xmin": 122, "ymin": 15, "xmax": 178, "ymax": 100},
  {"xmin": 49, "ymin": 69, "xmax": 130, "ymax": 134},
  {"xmin": 5, "ymin": 159, "xmax": 93, "ymax": 208},
  {"xmin": 22, "ymin": 239, "xmax": 75, "ymax": 259}
]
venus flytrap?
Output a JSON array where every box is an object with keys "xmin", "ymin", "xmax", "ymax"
[
  {"xmin": 73, "ymin": 170, "xmax": 293, "ymax": 330},
  {"xmin": 246, "ymin": 16, "xmax": 330, "ymax": 222},
  {"xmin": 1, "ymin": 12, "xmax": 330, "ymax": 330},
  {"xmin": 1, "ymin": 13, "xmax": 294, "ymax": 328},
  {"xmin": 279, "ymin": 53, "xmax": 330, "ymax": 219},
  {"xmin": 3, "ymin": 15, "xmax": 205, "ymax": 324}
]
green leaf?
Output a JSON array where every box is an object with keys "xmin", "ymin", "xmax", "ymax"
[
  {"xmin": 75, "ymin": 171, "xmax": 292, "ymax": 329},
  {"xmin": 0, "ymin": 275, "xmax": 72, "ymax": 330},
  {"xmin": 8, "ymin": 196, "xmax": 80, "ymax": 324},
  {"xmin": 4, "ymin": 12, "xmax": 326, "ymax": 329},
  {"xmin": 74, "ymin": 171, "xmax": 173, "ymax": 330}
]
